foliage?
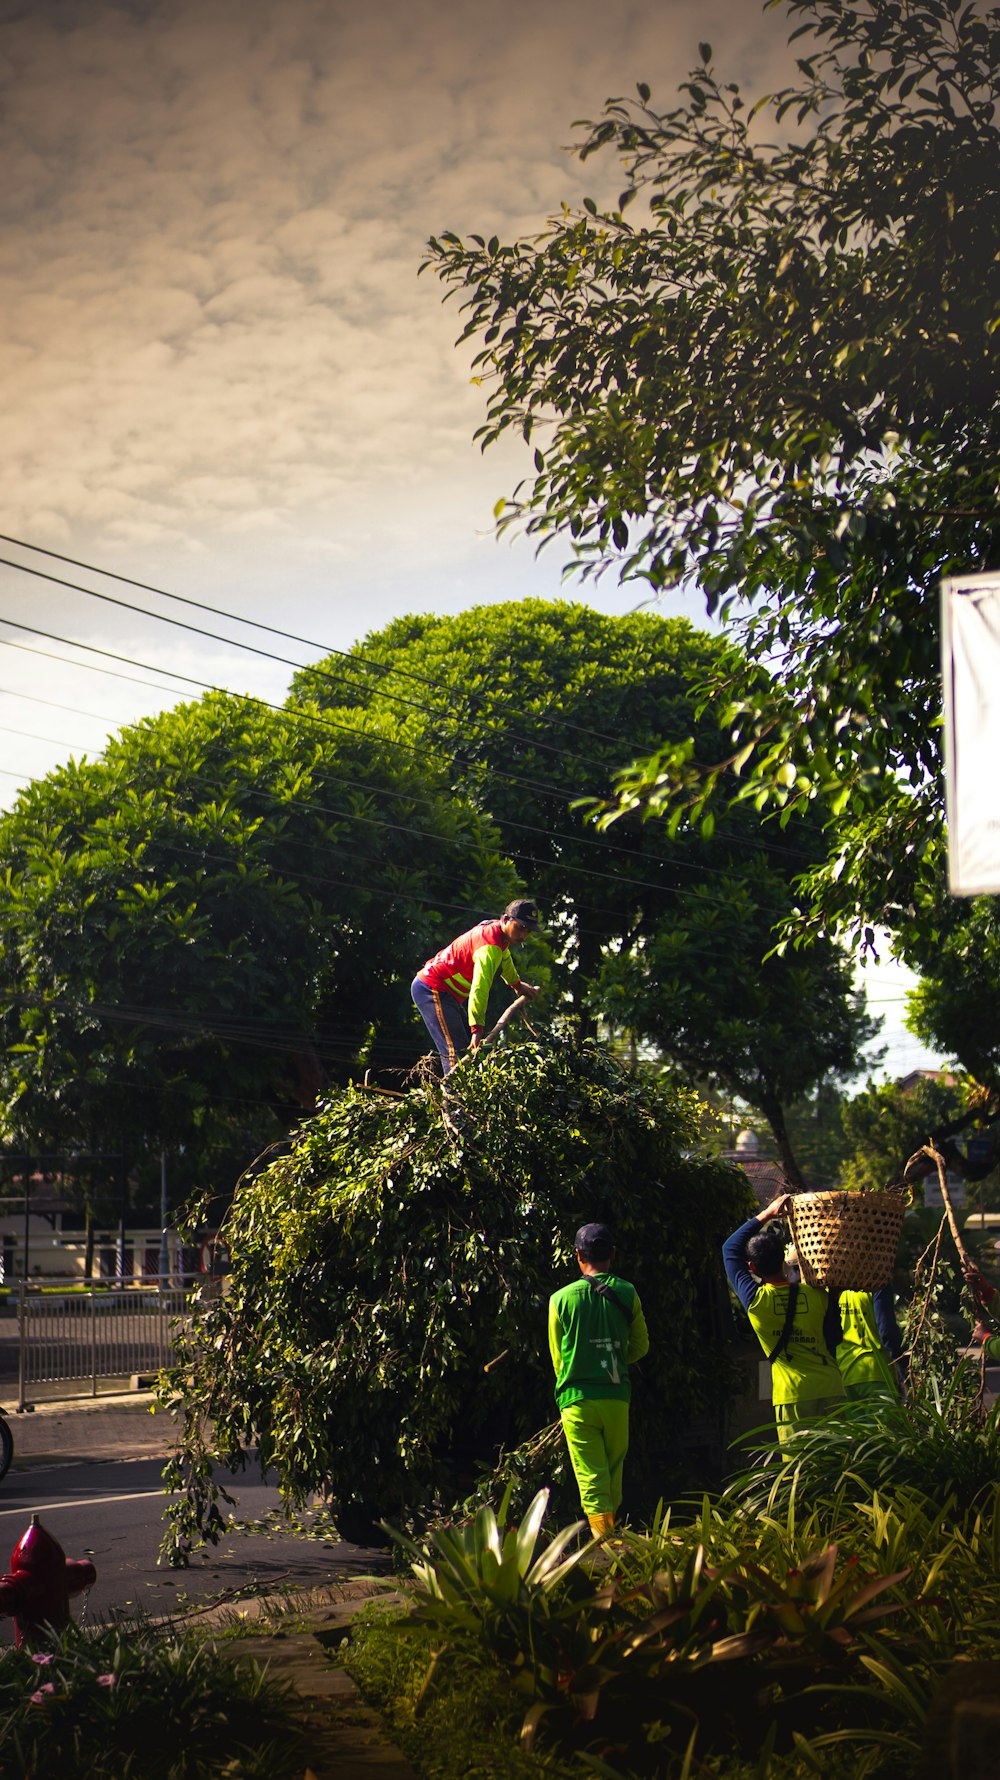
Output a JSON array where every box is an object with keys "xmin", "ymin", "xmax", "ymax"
[
  {"xmin": 0, "ymin": 689, "xmax": 513, "ymax": 1168},
  {"xmin": 395, "ymin": 1487, "xmax": 593, "ymax": 1663},
  {"xmin": 351, "ymin": 1469, "xmax": 1000, "ymax": 1778},
  {"xmin": 906, "ymin": 898, "xmax": 1000, "ymax": 1095},
  {"xmin": 594, "ymin": 859, "xmax": 877, "ymax": 1187},
  {"xmin": 722, "ymin": 1374, "xmax": 1000, "ymax": 1522},
  {"xmin": 350, "ymin": 1477, "xmax": 1000, "ymax": 1779},
  {"xmin": 288, "ymin": 600, "xmax": 733, "ymax": 1022},
  {"xmin": 0, "ymin": 1616, "xmax": 303, "ymax": 1780},
  {"xmin": 838, "ymin": 1074, "xmax": 966, "ymax": 1192},
  {"xmin": 158, "ymin": 1041, "xmax": 752, "ymax": 1562},
  {"xmin": 425, "ymin": 0, "xmax": 1000, "ymax": 951},
  {"xmin": 395, "ymin": 1488, "xmax": 917, "ymax": 1771},
  {"xmin": 289, "ymin": 599, "xmax": 878, "ymax": 1177},
  {"xmin": 780, "ymin": 1082, "xmax": 851, "ymax": 1188}
]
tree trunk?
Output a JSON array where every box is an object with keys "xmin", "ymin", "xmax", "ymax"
[
  {"xmin": 572, "ymin": 919, "xmax": 600, "ymax": 1042},
  {"xmin": 758, "ymin": 1089, "xmax": 808, "ymax": 1194}
]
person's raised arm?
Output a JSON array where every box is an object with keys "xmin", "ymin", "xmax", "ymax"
[{"xmin": 722, "ymin": 1216, "xmax": 764, "ymax": 1313}]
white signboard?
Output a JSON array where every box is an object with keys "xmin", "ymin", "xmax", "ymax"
[{"xmin": 942, "ymin": 574, "xmax": 1000, "ymax": 895}]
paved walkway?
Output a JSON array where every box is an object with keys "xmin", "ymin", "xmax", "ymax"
[
  {"xmin": 6, "ymin": 1385, "xmax": 174, "ymax": 1467},
  {"xmin": 205, "ymin": 1584, "xmax": 420, "ymax": 1780}
]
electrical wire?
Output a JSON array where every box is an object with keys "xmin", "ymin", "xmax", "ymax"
[
  {"xmin": 0, "ymin": 538, "xmax": 817, "ymax": 865},
  {"xmin": 0, "ymin": 620, "xmax": 819, "ymax": 904},
  {"xmin": 0, "ymin": 550, "xmax": 633, "ymax": 790},
  {"xmin": 0, "ymin": 529, "xmax": 657, "ymax": 754}
]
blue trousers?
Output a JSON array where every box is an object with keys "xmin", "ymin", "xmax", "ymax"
[{"xmin": 411, "ymin": 977, "xmax": 469, "ymax": 1075}]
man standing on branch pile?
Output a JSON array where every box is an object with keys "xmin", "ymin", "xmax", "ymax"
[
  {"xmin": 723, "ymin": 1195, "xmax": 844, "ymax": 1443},
  {"xmin": 411, "ymin": 899, "xmax": 541, "ymax": 1075},
  {"xmin": 549, "ymin": 1223, "xmax": 650, "ymax": 1539}
]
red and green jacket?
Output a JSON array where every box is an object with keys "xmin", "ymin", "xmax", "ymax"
[{"xmin": 418, "ymin": 920, "xmax": 522, "ymax": 1028}]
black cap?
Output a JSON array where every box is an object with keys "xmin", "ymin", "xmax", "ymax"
[
  {"xmin": 503, "ymin": 898, "xmax": 541, "ymax": 929},
  {"xmin": 575, "ymin": 1222, "xmax": 614, "ymax": 1259}
]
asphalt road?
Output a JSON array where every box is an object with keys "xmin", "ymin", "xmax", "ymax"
[{"xmin": 0, "ymin": 1456, "xmax": 389, "ymax": 1643}]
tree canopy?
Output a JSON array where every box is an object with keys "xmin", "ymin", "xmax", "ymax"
[
  {"xmin": 289, "ymin": 599, "xmax": 877, "ymax": 1176},
  {"xmin": 594, "ymin": 855, "xmax": 877, "ymax": 1185},
  {"xmin": 0, "ymin": 690, "xmax": 514, "ymax": 1168},
  {"xmin": 289, "ymin": 599, "xmax": 736, "ymax": 1007},
  {"xmin": 425, "ymin": 0, "xmax": 1000, "ymax": 954}
]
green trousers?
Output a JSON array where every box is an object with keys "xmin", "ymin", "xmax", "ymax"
[
  {"xmin": 560, "ymin": 1398, "xmax": 630, "ymax": 1517},
  {"xmin": 845, "ymin": 1380, "xmax": 897, "ymax": 1402},
  {"xmin": 774, "ymin": 1395, "xmax": 844, "ymax": 1445}
]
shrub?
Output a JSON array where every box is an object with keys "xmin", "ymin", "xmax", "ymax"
[
  {"xmin": 0, "ymin": 1618, "xmax": 304, "ymax": 1779},
  {"xmin": 352, "ymin": 1477, "xmax": 1000, "ymax": 1778},
  {"xmin": 721, "ymin": 1368, "xmax": 1000, "ymax": 1524},
  {"xmin": 160, "ymin": 1041, "xmax": 751, "ymax": 1560}
]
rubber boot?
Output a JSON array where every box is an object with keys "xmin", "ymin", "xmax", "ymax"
[{"xmin": 587, "ymin": 1512, "xmax": 615, "ymax": 1539}]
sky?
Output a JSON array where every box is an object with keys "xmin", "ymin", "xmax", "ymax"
[{"xmin": 0, "ymin": 0, "xmax": 945, "ymax": 1078}]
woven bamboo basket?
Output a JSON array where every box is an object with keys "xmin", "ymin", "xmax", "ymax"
[{"xmin": 786, "ymin": 1189, "xmax": 907, "ymax": 1291}]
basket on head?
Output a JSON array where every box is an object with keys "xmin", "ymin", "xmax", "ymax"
[{"xmin": 786, "ymin": 1189, "xmax": 907, "ymax": 1291}]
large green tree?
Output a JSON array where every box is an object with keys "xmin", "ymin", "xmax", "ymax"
[
  {"xmin": 425, "ymin": 0, "xmax": 1000, "ymax": 962},
  {"xmin": 0, "ymin": 690, "xmax": 513, "ymax": 1174},
  {"xmin": 289, "ymin": 600, "xmax": 733, "ymax": 1005},
  {"xmin": 594, "ymin": 857, "xmax": 876, "ymax": 1184},
  {"xmin": 289, "ymin": 600, "xmax": 876, "ymax": 1181}
]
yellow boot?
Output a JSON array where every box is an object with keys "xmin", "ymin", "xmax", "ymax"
[{"xmin": 587, "ymin": 1511, "xmax": 615, "ymax": 1539}]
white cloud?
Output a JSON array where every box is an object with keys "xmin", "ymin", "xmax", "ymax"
[{"xmin": 0, "ymin": 0, "xmax": 793, "ymax": 559}]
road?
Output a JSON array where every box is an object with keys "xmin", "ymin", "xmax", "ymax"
[{"xmin": 0, "ymin": 1455, "xmax": 389, "ymax": 1643}]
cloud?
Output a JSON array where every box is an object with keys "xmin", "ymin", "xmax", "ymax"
[{"xmin": 0, "ymin": 0, "xmax": 794, "ymax": 558}]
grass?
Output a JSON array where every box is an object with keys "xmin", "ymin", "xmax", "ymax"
[{"xmin": 346, "ymin": 1603, "xmax": 580, "ymax": 1780}]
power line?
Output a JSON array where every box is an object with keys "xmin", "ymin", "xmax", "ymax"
[
  {"xmin": 0, "ymin": 548, "xmax": 625, "ymax": 786},
  {"xmin": 0, "ymin": 538, "xmax": 818, "ymax": 866},
  {"xmin": 0, "ymin": 530, "xmax": 645, "ymax": 754},
  {"xmin": 0, "ymin": 619, "xmax": 820, "ymax": 907}
]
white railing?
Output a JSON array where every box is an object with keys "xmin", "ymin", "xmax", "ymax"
[{"xmin": 15, "ymin": 1277, "xmax": 204, "ymax": 1410}]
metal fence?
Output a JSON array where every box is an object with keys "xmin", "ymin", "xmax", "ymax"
[{"xmin": 15, "ymin": 1278, "xmax": 202, "ymax": 1409}]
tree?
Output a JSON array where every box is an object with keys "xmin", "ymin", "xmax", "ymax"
[
  {"xmin": 907, "ymin": 899, "xmax": 1000, "ymax": 1091},
  {"xmin": 839, "ymin": 1073, "xmax": 966, "ymax": 1194},
  {"xmin": 0, "ymin": 690, "xmax": 514, "ymax": 1180},
  {"xmin": 594, "ymin": 856, "xmax": 876, "ymax": 1186},
  {"xmin": 160, "ymin": 1042, "xmax": 752, "ymax": 1558},
  {"xmin": 424, "ymin": 0, "xmax": 1000, "ymax": 955},
  {"xmin": 289, "ymin": 600, "xmax": 736, "ymax": 1014},
  {"xmin": 288, "ymin": 600, "xmax": 877, "ymax": 1175}
]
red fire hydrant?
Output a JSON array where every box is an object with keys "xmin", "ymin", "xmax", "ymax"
[{"xmin": 0, "ymin": 1515, "xmax": 96, "ymax": 1646}]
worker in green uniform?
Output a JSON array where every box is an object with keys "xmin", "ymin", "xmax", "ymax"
[
  {"xmin": 548, "ymin": 1222, "xmax": 649, "ymax": 1539},
  {"xmin": 723, "ymin": 1194, "xmax": 844, "ymax": 1442},
  {"xmin": 837, "ymin": 1286, "xmax": 905, "ymax": 1399}
]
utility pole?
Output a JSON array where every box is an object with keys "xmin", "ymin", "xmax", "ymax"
[
  {"xmin": 21, "ymin": 1155, "xmax": 31, "ymax": 1282},
  {"xmin": 159, "ymin": 1152, "xmax": 170, "ymax": 1284},
  {"xmin": 116, "ymin": 1151, "xmax": 128, "ymax": 1281}
]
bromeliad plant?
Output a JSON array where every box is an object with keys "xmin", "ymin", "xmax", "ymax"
[
  {"xmin": 389, "ymin": 1489, "xmax": 926, "ymax": 1775},
  {"xmin": 394, "ymin": 1485, "xmax": 594, "ymax": 1663}
]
